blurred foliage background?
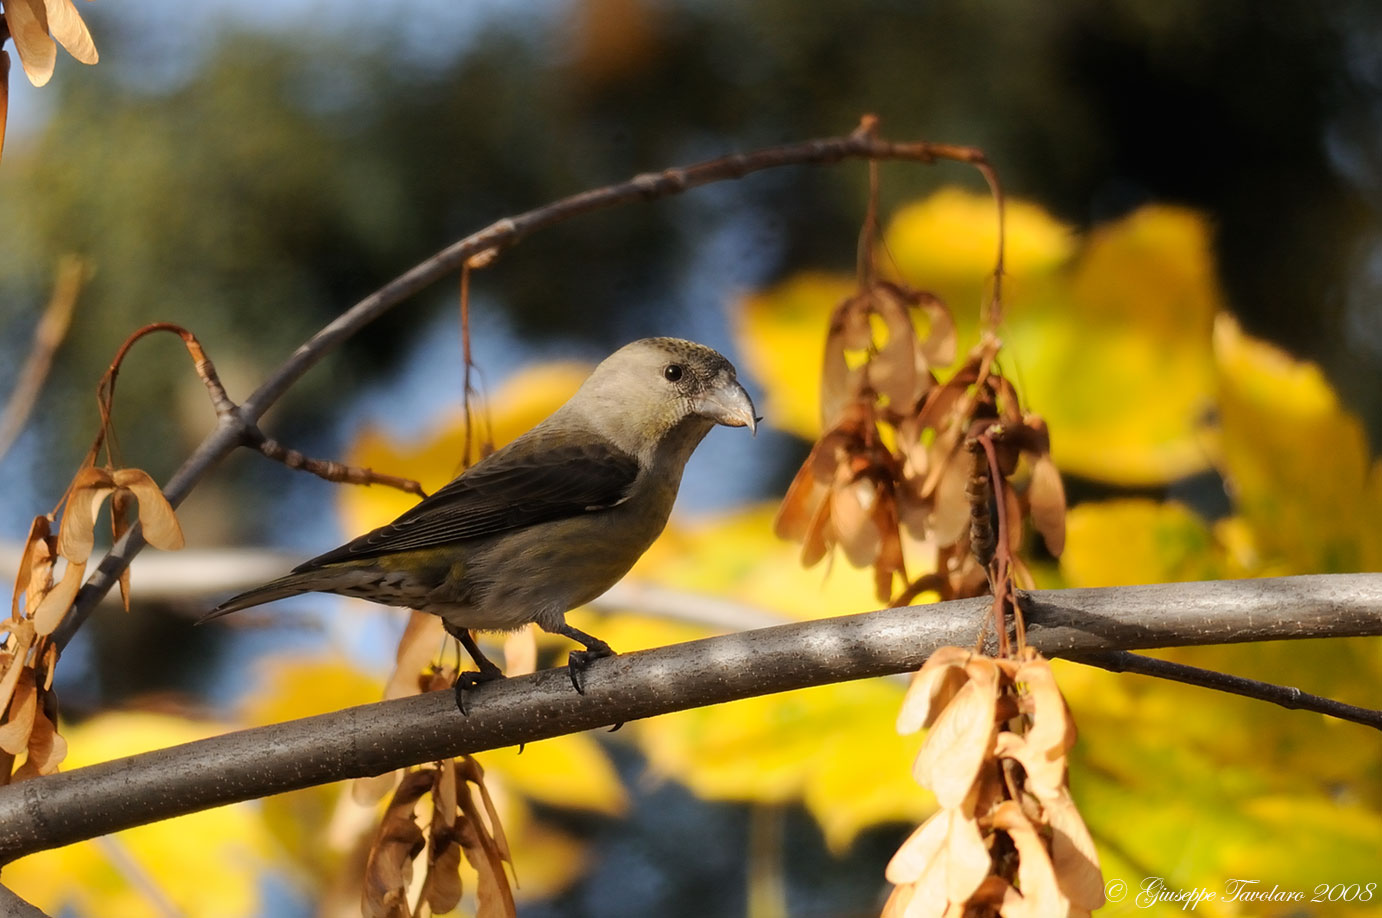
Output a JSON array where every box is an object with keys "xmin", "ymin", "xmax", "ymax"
[{"xmin": 3, "ymin": 0, "xmax": 1382, "ymax": 915}]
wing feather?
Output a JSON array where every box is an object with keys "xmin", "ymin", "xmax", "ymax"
[{"xmin": 297, "ymin": 438, "xmax": 639, "ymax": 569}]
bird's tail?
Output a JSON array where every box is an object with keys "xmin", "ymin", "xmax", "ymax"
[{"xmin": 198, "ymin": 572, "xmax": 330, "ymax": 623}]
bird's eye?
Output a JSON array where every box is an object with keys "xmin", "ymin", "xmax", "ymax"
[{"xmin": 663, "ymin": 364, "xmax": 685, "ymax": 382}]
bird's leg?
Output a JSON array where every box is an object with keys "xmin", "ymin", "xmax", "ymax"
[
  {"xmin": 444, "ymin": 622, "xmax": 505, "ymax": 715},
  {"xmin": 549, "ymin": 622, "xmax": 615, "ymax": 695}
]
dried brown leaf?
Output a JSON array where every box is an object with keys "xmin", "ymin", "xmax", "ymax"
[
  {"xmin": 362, "ymin": 769, "xmax": 434, "ymax": 918},
  {"xmin": 867, "ymin": 286, "xmax": 923, "ymax": 412},
  {"xmin": 990, "ymin": 375, "xmax": 1023, "ymax": 429},
  {"xmin": 1016, "ymin": 657, "xmax": 1075, "ymax": 762},
  {"xmin": 800, "ymin": 481, "xmax": 834, "ymax": 567},
  {"xmin": 31, "ymin": 559, "xmax": 85, "ymax": 636},
  {"xmin": 0, "ymin": 624, "xmax": 35, "ymax": 717},
  {"xmin": 927, "ymin": 448, "xmax": 972, "ymax": 548},
  {"xmin": 1027, "ymin": 455, "xmax": 1066, "ymax": 557},
  {"xmin": 880, "ymin": 881, "xmax": 918, "ymax": 918},
  {"xmin": 873, "ymin": 495, "xmax": 906, "ymax": 602},
  {"xmin": 5, "ymin": 0, "xmax": 56, "ymax": 87},
  {"xmin": 885, "ymin": 809, "xmax": 948, "ymax": 885},
  {"xmin": 832, "ymin": 476, "xmax": 880, "ymax": 567},
  {"xmin": 385, "ymin": 612, "xmax": 445, "ymax": 701},
  {"xmin": 897, "ymin": 646, "xmax": 972, "ymax": 734},
  {"xmin": 991, "ymin": 801, "xmax": 1069, "ymax": 918},
  {"xmin": 11, "ymin": 516, "xmax": 53, "ymax": 618},
  {"xmin": 1044, "ymin": 785, "xmax": 1105, "ymax": 910},
  {"xmin": 837, "ymin": 296, "xmax": 873, "ymax": 351},
  {"xmin": 918, "ymin": 298, "xmax": 958, "ymax": 368},
  {"xmin": 57, "ymin": 467, "xmax": 115, "ymax": 563},
  {"xmin": 886, "ymin": 807, "xmax": 990, "ymax": 904},
  {"xmin": 0, "ymin": 668, "xmax": 37, "ymax": 755},
  {"xmin": 44, "ymin": 0, "xmax": 98, "ymax": 65},
  {"xmin": 914, "ymin": 659, "xmax": 998, "ymax": 807},
  {"xmin": 1004, "ymin": 486, "xmax": 1024, "ymax": 553},
  {"xmin": 12, "ymin": 693, "xmax": 65, "ymax": 780},
  {"xmin": 111, "ymin": 488, "xmax": 133, "ymax": 611},
  {"xmin": 775, "ymin": 458, "xmax": 827, "ymax": 542},
  {"xmin": 457, "ymin": 783, "xmax": 517, "ymax": 918},
  {"xmin": 112, "ymin": 468, "xmax": 185, "ymax": 551},
  {"xmin": 460, "ymin": 757, "xmax": 514, "ymax": 868},
  {"xmin": 821, "ymin": 343, "xmax": 861, "ymax": 430},
  {"xmin": 421, "ymin": 764, "xmax": 463, "ymax": 914}
]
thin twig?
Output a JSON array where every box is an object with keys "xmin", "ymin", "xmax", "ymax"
[
  {"xmin": 0, "ymin": 256, "xmax": 87, "ymax": 464},
  {"xmin": 1068, "ymin": 649, "xmax": 1382, "ymax": 731},
  {"xmin": 247, "ymin": 430, "xmax": 427, "ymax": 498},
  {"xmin": 9, "ymin": 574, "xmax": 1382, "ymax": 864},
  {"xmin": 52, "ymin": 117, "xmax": 998, "ymax": 651}
]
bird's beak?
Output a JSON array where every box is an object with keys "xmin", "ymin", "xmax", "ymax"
[{"xmin": 695, "ymin": 375, "xmax": 759, "ymax": 435}]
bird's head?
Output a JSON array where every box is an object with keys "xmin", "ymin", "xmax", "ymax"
[{"xmin": 570, "ymin": 337, "xmax": 758, "ymax": 462}]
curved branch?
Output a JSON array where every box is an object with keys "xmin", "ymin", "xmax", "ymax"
[
  {"xmin": 52, "ymin": 119, "xmax": 992, "ymax": 651},
  {"xmin": 8, "ymin": 574, "xmax": 1382, "ymax": 864}
]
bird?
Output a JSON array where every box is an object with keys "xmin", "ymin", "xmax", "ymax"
[{"xmin": 202, "ymin": 337, "xmax": 758, "ymax": 710}]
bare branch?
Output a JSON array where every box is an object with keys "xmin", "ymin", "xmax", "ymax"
[
  {"xmin": 7, "ymin": 574, "xmax": 1382, "ymax": 864},
  {"xmin": 247, "ymin": 429, "xmax": 427, "ymax": 498},
  {"xmin": 0, "ymin": 256, "xmax": 86, "ymax": 464},
  {"xmin": 51, "ymin": 118, "xmax": 995, "ymax": 651},
  {"xmin": 1069, "ymin": 650, "xmax": 1382, "ymax": 731}
]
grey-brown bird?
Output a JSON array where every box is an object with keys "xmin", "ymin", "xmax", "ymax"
[{"xmin": 203, "ymin": 337, "xmax": 757, "ymax": 706}]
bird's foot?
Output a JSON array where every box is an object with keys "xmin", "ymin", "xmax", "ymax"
[
  {"xmin": 567, "ymin": 640, "xmax": 615, "ymax": 695},
  {"xmin": 452, "ymin": 666, "xmax": 506, "ymax": 716}
]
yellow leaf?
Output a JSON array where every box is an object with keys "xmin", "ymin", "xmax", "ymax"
[
  {"xmin": 1212, "ymin": 313, "xmax": 1378, "ymax": 573},
  {"xmin": 884, "ymin": 188, "xmax": 1074, "ymax": 336},
  {"xmin": 638, "ymin": 679, "xmax": 931, "ymax": 851},
  {"xmin": 1004, "ymin": 207, "xmax": 1222, "ymax": 485},
  {"xmin": 238, "ymin": 656, "xmax": 385, "ymax": 725},
  {"xmin": 1060, "ymin": 499, "xmax": 1222, "ymax": 587},
  {"xmin": 479, "ymin": 736, "xmax": 627, "ymax": 817},
  {"xmin": 627, "ymin": 504, "xmax": 884, "ymax": 622}
]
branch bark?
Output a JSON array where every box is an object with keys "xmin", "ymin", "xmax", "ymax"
[{"xmin": 5, "ymin": 573, "xmax": 1382, "ymax": 864}]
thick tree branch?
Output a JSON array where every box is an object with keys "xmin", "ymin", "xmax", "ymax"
[
  {"xmin": 0, "ymin": 886, "xmax": 51, "ymax": 918},
  {"xmin": 51, "ymin": 117, "xmax": 993, "ymax": 651},
  {"xmin": 6, "ymin": 574, "xmax": 1382, "ymax": 864}
]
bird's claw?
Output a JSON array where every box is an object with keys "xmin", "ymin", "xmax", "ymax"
[
  {"xmin": 566, "ymin": 642, "xmax": 615, "ymax": 695},
  {"xmin": 452, "ymin": 667, "xmax": 506, "ymax": 715}
]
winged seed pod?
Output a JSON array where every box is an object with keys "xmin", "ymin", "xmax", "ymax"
[{"xmin": 888, "ymin": 649, "xmax": 1104, "ymax": 918}]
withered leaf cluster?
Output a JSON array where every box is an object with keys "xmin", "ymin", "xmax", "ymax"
[
  {"xmin": 886, "ymin": 648, "xmax": 1104, "ymax": 918},
  {"xmin": 362, "ymin": 749, "xmax": 516, "ymax": 918},
  {"xmin": 1, "ymin": 466, "xmax": 182, "ymax": 785},
  {"xmin": 355, "ymin": 625, "xmax": 520, "ymax": 918},
  {"xmin": 776, "ymin": 278, "xmax": 1065, "ymax": 605}
]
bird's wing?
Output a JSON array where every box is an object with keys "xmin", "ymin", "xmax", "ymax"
[{"xmin": 297, "ymin": 439, "xmax": 640, "ymax": 569}]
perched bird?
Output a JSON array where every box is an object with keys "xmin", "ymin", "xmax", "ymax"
[{"xmin": 203, "ymin": 337, "xmax": 757, "ymax": 707}]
